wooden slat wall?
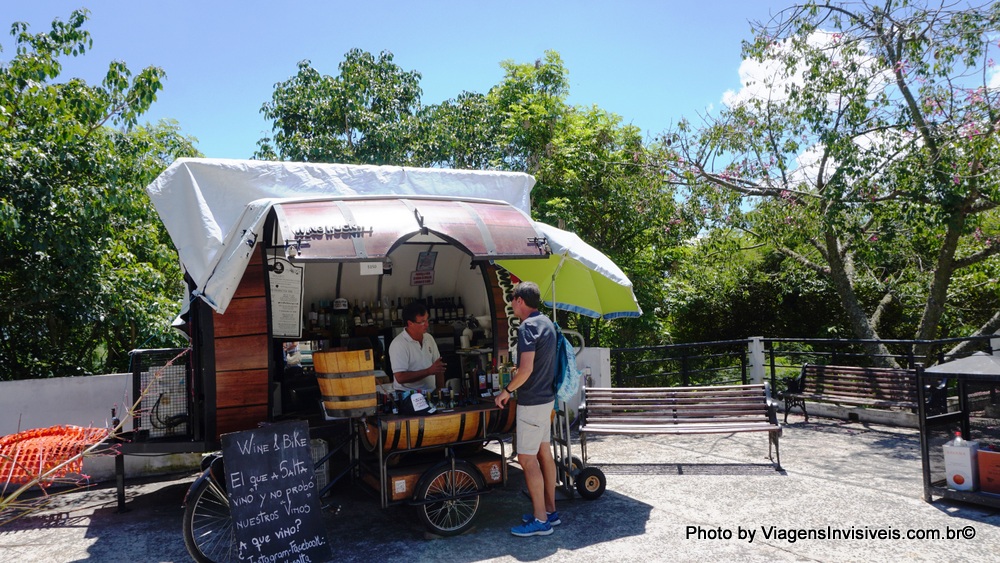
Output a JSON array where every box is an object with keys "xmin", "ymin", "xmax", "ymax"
[{"xmin": 212, "ymin": 248, "xmax": 270, "ymax": 439}]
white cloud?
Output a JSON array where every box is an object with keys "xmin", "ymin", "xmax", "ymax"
[{"xmin": 722, "ymin": 30, "xmax": 892, "ymax": 110}]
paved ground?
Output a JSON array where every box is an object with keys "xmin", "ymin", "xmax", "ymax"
[{"xmin": 2, "ymin": 416, "xmax": 1000, "ymax": 562}]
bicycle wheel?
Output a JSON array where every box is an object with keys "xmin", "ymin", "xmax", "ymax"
[
  {"xmin": 182, "ymin": 475, "xmax": 237, "ymax": 563},
  {"xmin": 414, "ymin": 460, "xmax": 484, "ymax": 536}
]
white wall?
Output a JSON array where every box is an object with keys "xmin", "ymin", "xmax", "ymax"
[
  {"xmin": 560, "ymin": 346, "xmax": 611, "ymax": 417},
  {"xmin": 0, "ymin": 374, "xmax": 201, "ymax": 482},
  {"xmin": 1, "ymin": 373, "xmax": 133, "ymax": 436}
]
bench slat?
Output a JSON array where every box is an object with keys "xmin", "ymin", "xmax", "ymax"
[
  {"xmin": 783, "ymin": 364, "xmax": 923, "ymax": 424},
  {"xmin": 581, "ymin": 423, "xmax": 778, "ymax": 435}
]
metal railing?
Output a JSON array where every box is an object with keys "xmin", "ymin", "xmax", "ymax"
[
  {"xmin": 610, "ymin": 335, "xmax": 997, "ymax": 390},
  {"xmin": 761, "ymin": 336, "xmax": 996, "ymax": 393},
  {"xmin": 611, "ymin": 339, "xmax": 751, "ymax": 387}
]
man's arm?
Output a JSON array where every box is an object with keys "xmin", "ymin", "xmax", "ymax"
[
  {"xmin": 393, "ymin": 366, "xmax": 440, "ymax": 385},
  {"xmin": 495, "ymin": 351, "xmax": 534, "ymax": 407}
]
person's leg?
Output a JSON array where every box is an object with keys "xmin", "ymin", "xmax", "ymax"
[
  {"xmin": 517, "ymin": 452, "xmax": 547, "ymax": 522},
  {"xmin": 537, "ymin": 440, "xmax": 556, "ymax": 514},
  {"xmin": 515, "ymin": 403, "xmax": 551, "ymax": 523}
]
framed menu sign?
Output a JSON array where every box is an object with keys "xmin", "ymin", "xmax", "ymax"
[
  {"xmin": 220, "ymin": 420, "xmax": 331, "ymax": 563},
  {"xmin": 268, "ymin": 256, "xmax": 303, "ymax": 338}
]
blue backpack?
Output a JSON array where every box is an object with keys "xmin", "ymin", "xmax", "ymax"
[{"xmin": 552, "ymin": 323, "xmax": 581, "ymax": 410}]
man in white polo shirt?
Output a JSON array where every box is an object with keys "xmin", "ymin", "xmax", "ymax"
[{"xmin": 388, "ymin": 301, "xmax": 447, "ymax": 392}]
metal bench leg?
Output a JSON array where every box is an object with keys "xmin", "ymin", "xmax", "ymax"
[
  {"xmin": 784, "ymin": 397, "xmax": 807, "ymax": 423},
  {"xmin": 770, "ymin": 431, "xmax": 782, "ymax": 471}
]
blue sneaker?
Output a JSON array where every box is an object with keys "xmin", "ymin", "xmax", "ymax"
[
  {"xmin": 521, "ymin": 511, "xmax": 561, "ymax": 526},
  {"xmin": 511, "ymin": 518, "xmax": 553, "ymax": 537}
]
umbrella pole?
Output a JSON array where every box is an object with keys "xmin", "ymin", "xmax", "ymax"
[{"xmin": 550, "ymin": 251, "xmax": 569, "ymax": 322}]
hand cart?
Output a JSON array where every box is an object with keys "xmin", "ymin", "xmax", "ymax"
[{"xmin": 551, "ymin": 402, "xmax": 606, "ymax": 500}]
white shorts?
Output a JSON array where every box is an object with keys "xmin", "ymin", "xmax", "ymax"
[{"xmin": 516, "ymin": 402, "xmax": 553, "ymax": 455}]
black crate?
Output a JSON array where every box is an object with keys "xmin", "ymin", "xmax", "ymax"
[{"xmin": 129, "ymin": 348, "xmax": 192, "ymax": 441}]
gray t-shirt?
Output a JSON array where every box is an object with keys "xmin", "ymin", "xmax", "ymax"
[{"xmin": 515, "ymin": 311, "xmax": 557, "ymax": 406}]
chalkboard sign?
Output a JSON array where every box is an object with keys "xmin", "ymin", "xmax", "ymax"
[{"xmin": 221, "ymin": 420, "xmax": 332, "ymax": 563}]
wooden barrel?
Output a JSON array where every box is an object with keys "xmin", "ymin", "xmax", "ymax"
[
  {"xmin": 314, "ymin": 350, "xmax": 376, "ymax": 418},
  {"xmin": 487, "ymin": 401, "xmax": 517, "ymax": 435},
  {"xmin": 361, "ymin": 411, "xmax": 484, "ymax": 453}
]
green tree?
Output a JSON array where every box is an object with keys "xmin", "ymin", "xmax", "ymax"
[
  {"xmin": 488, "ymin": 51, "xmax": 570, "ymax": 173},
  {"xmin": 479, "ymin": 52, "xmax": 693, "ymax": 346},
  {"xmin": 0, "ymin": 10, "xmax": 198, "ymax": 379},
  {"xmin": 416, "ymin": 91, "xmax": 501, "ymax": 169},
  {"xmin": 256, "ymin": 49, "xmax": 424, "ymax": 164},
  {"xmin": 660, "ymin": 0, "xmax": 1000, "ymax": 365},
  {"xmin": 530, "ymin": 106, "xmax": 696, "ymax": 346}
]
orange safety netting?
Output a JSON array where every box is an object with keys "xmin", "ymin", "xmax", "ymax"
[{"xmin": 0, "ymin": 425, "xmax": 110, "ymax": 487}]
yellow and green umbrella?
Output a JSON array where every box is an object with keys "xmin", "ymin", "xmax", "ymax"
[{"xmin": 496, "ymin": 222, "xmax": 641, "ymax": 320}]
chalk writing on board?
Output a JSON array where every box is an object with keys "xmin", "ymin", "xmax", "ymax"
[{"xmin": 221, "ymin": 420, "xmax": 331, "ymax": 563}]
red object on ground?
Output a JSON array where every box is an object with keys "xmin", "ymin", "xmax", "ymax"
[{"xmin": 0, "ymin": 425, "xmax": 110, "ymax": 487}]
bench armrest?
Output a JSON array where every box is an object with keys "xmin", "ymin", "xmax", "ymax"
[
  {"xmin": 781, "ymin": 375, "xmax": 803, "ymax": 395},
  {"xmin": 765, "ymin": 399, "xmax": 781, "ymax": 427}
]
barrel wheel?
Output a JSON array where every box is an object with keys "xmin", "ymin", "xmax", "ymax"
[
  {"xmin": 575, "ymin": 466, "xmax": 606, "ymax": 500},
  {"xmin": 183, "ymin": 476, "xmax": 237, "ymax": 563},
  {"xmin": 414, "ymin": 460, "xmax": 484, "ymax": 536}
]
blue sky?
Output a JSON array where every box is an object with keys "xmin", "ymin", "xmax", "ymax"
[{"xmin": 6, "ymin": 1, "xmax": 786, "ymax": 159}]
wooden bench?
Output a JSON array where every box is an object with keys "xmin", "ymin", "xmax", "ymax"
[
  {"xmin": 579, "ymin": 383, "xmax": 782, "ymax": 470},
  {"xmin": 782, "ymin": 364, "xmax": 947, "ymax": 423}
]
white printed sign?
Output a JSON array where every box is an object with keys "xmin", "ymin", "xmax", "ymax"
[
  {"xmin": 268, "ymin": 257, "xmax": 303, "ymax": 338},
  {"xmin": 360, "ymin": 262, "xmax": 383, "ymax": 276}
]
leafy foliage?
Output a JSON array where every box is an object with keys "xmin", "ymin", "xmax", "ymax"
[
  {"xmin": 659, "ymin": 0, "xmax": 1000, "ymax": 364},
  {"xmin": 0, "ymin": 10, "xmax": 198, "ymax": 379},
  {"xmin": 256, "ymin": 49, "xmax": 424, "ymax": 164}
]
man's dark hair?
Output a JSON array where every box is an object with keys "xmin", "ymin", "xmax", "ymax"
[
  {"xmin": 402, "ymin": 301, "xmax": 428, "ymax": 324},
  {"xmin": 512, "ymin": 281, "xmax": 542, "ymax": 309}
]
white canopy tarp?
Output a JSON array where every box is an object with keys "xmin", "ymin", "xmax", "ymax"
[{"xmin": 146, "ymin": 158, "xmax": 537, "ymax": 314}]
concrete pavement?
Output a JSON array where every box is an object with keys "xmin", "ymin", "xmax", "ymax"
[{"xmin": 2, "ymin": 416, "xmax": 999, "ymax": 562}]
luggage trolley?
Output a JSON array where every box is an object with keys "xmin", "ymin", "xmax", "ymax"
[
  {"xmin": 551, "ymin": 402, "xmax": 606, "ymax": 500},
  {"xmin": 550, "ymin": 329, "xmax": 606, "ymax": 500}
]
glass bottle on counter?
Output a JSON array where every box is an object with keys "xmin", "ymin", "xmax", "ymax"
[
  {"xmin": 499, "ymin": 361, "xmax": 510, "ymax": 388},
  {"xmin": 395, "ymin": 299, "xmax": 403, "ymax": 324},
  {"xmin": 353, "ymin": 300, "xmax": 362, "ymax": 327},
  {"xmin": 457, "ymin": 296, "xmax": 465, "ymax": 319}
]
